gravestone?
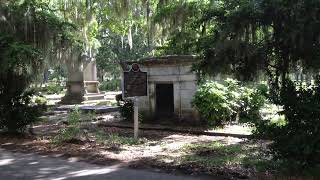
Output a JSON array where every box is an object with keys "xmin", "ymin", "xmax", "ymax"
[{"xmin": 61, "ymin": 55, "xmax": 104, "ymax": 104}]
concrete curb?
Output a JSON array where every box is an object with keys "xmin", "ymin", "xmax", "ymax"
[{"xmin": 54, "ymin": 106, "xmax": 120, "ymax": 114}]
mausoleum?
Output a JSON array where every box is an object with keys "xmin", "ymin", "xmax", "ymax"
[{"xmin": 124, "ymin": 55, "xmax": 199, "ymax": 121}]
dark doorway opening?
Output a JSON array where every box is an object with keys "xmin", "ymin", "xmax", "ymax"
[{"xmin": 156, "ymin": 84, "xmax": 174, "ymax": 118}]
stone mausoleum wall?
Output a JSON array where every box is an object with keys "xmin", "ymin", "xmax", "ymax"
[{"xmin": 125, "ymin": 55, "xmax": 199, "ymax": 122}]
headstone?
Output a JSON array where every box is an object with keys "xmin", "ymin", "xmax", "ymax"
[{"xmin": 61, "ymin": 55, "xmax": 104, "ymax": 104}]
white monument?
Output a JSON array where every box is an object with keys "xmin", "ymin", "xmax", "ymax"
[{"xmin": 61, "ymin": 53, "xmax": 104, "ymax": 104}]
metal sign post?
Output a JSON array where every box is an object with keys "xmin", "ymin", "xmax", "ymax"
[
  {"xmin": 123, "ymin": 63, "xmax": 148, "ymax": 139},
  {"xmin": 133, "ymin": 97, "xmax": 139, "ymax": 139}
]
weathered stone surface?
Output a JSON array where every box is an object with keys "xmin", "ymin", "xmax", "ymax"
[
  {"xmin": 61, "ymin": 57, "xmax": 104, "ymax": 104},
  {"xmin": 124, "ymin": 55, "xmax": 200, "ymax": 122}
]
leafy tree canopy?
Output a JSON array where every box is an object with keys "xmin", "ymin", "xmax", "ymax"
[{"xmin": 159, "ymin": 0, "xmax": 320, "ymax": 83}]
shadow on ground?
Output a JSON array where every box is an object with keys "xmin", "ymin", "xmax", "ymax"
[{"xmin": 0, "ymin": 148, "xmax": 217, "ymax": 180}]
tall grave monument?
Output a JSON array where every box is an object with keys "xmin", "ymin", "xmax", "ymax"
[{"xmin": 61, "ymin": 54, "xmax": 104, "ymax": 104}]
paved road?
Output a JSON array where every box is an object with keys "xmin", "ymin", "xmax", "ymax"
[{"xmin": 0, "ymin": 149, "xmax": 218, "ymax": 180}]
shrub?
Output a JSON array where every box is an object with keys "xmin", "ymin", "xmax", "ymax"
[
  {"xmin": 239, "ymin": 86, "xmax": 266, "ymax": 124},
  {"xmin": 193, "ymin": 81, "xmax": 235, "ymax": 126},
  {"xmin": 115, "ymin": 93, "xmax": 123, "ymax": 103},
  {"xmin": 193, "ymin": 79, "xmax": 266, "ymax": 127},
  {"xmin": 53, "ymin": 107, "xmax": 84, "ymax": 144},
  {"xmin": 115, "ymin": 94, "xmax": 145, "ymax": 122},
  {"xmin": 118, "ymin": 99, "xmax": 134, "ymax": 121},
  {"xmin": 34, "ymin": 96, "xmax": 47, "ymax": 105},
  {"xmin": 0, "ymin": 34, "xmax": 44, "ymax": 133},
  {"xmin": 67, "ymin": 107, "xmax": 81, "ymax": 125},
  {"xmin": 46, "ymin": 83, "xmax": 64, "ymax": 95},
  {"xmin": 53, "ymin": 126, "xmax": 82, "ymax": 144},
  {"xmin": 100, "ymin": 79, "xmax": 120, "ymax": 91},
  {"xmin": 265, "ymin": 79, "xmax": 320, "ymax": 167},
  {"xmin": 0, "ymin": 90, "xmax": 43, "ymax": 133},
  {"xmin": 256, "ymin": 83, "xmax": 269, "ymax": 98}
]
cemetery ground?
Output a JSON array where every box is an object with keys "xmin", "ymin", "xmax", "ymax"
[{"xmin": 0, "ymin": 107, "xmax": 278, "ymax": 180}]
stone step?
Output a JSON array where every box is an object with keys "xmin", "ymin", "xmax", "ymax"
[
  {"xmin": 79, "ymin": 106, "xmax": 120, "ymax": 114},
  {"xmin": 45, "ymin": 94, "xmax": 64, "ymax": 100},
  {"xmin": 105, "ymin": 97, "xmax": 116, "ymax": 101},
  {"xmin": 83, "ymin": 99, "xmax": 112, "ymax": 104}
]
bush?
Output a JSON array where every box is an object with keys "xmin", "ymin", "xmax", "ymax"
[
  {"xmin": 100, "ymin": 79, "xmax": 120, "ymax": 91},
  {"xmin": 34, "ymin": 96, "xmax": 47, "ymax": 105},
  {"xmin": 193, "ymin": 81, "xmax": 235, "ymax": 126},
  {"xmin": 0, "ymin": 90, "xmax": 43, "ymax": 133},
  {"xmin": 0, "ymin": 34, "xmax": 44, "ymax": 133},
  {"xmin": 53, "ymin": 126, "xmax": 82, "ymax": 144},
  {"xmin": 115, "ymin": 94, "xmax": 146, "ymax": 122},
  {"xmin": 239, "ymin": 86, "xmax": 266, "ymax": 124},
  {"xmin": 193, "ymin": 79, "xmax": 266, "ymax": 127},
  {"xmin": 265, "ymin": 79, "xmax": 320, "ymax": 167},
  {"xmin": 118, "ymin": 99, "xmax": 134, "ymax": 121},
  {"xmin": 53, "ymin": 107, "xmax": 84, "ymax": 143},
  {"xmin": 46, "ymin": 83, "xmax": 64, "ymax": 95},
  {"xmin": 256, "ymin": 83, "xmax": 269, "ymax": 98}
]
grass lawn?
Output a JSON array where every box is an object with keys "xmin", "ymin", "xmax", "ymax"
[{"xmin": 181, "ymin": 140, "xmax": 275, "ymax": 173}]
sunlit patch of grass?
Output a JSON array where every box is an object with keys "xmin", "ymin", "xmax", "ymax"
[
  {"xmin": 96, "ymin": 101, "xmax": 118, "ymax": 107},
  {"xmin": 95, "ymin": 131, "xmax": 147, "ymax": 147},
  {"xmin": 212, "ymin": 125, "xmax": 254, "ymax": 135},
  {"xmin": 182, "ymin": 141, "xmax": 276, "ymax": 172}
]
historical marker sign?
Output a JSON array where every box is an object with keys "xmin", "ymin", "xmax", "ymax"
[{"xmin": 123, "ymin": 63, "xmax": 148, "ymax": 98}]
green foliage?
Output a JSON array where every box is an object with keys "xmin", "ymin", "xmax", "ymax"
[
  {"xmin": 34, "ymin": 96, "xmax": 48, "ymax": 105},
  {"xmin": 99, "ymin": 79, "xmax": 121, "ymax": 91},
  {"xmin": 43, "ymin": 67, "xmax": 65, "ymax": 95},
  {"xmin": 159, "ymin": 0, "xmax": 320, "ymax": 167},
  {"xmin": 96, "ymin": 101, "xmax": 118, "ymax": 107},
  {"xmin": 0, "ymin": 90, "xmax": 43, "ymax": 133},
  {"xmin": 96, "ymin": 30, "xmax": 150, "ymax": 81},
  {"xmin": 265, "ymin": 79, "xmax": 320, "ymax": 167},
  {"xmin": 0, "ymin": 34, "xmax": 44, "ymax": 133},
  {"xmin": 53, "ymin": 107, "xmax": 83, "ymax": 143},
  {"xmin": 67, "ymin": 108, "xmax": 82, "ymax": 125},
  {"xmin": 118, "ymin": 99, "xmax": 134, "ymax": 122},
  {"xmin": 46, "ymin": 83, "xmax": 64, "ymax": 95},
  {"xmin": 193, "ymin": 79, "xmax": 266, "ymax": 127},
  {"xmin": 116, "ymin": 94, "xmax": 145, "ymax": 122},
  {"xmin": 48, "ymin": 66, "xmax": 67, "ymax": 82},
  {"xmin": 53, "ymin": 126, "xmax": 82, "ymax": 144},
  {"xmin": 0, "ymin": 0, "xmax": 75, "ymax": 133},
  {"xmin": 154, "ymin": 0, "xmax": 210, "ymax": 55},
  {"xmin": 193, "ymin": 81, "xmax": 235, "ymax": 126},
  {"xmin": 182, "ymin": 140, "xmax": 274, "ymax": 172},
  {"xmin": 95, "ymin": 131, "xmax": 146, "ymax": 147},
  {"xmin": 158, "ymin": 0, "xmax": 320, "ymax": 82},
  {"xmin": 256, "ymin": 84, "xmax": 269, "ymax": 98},
  {"xmin": 239, "ymin": 85, "xmax": 267, "ymax": 125}
]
